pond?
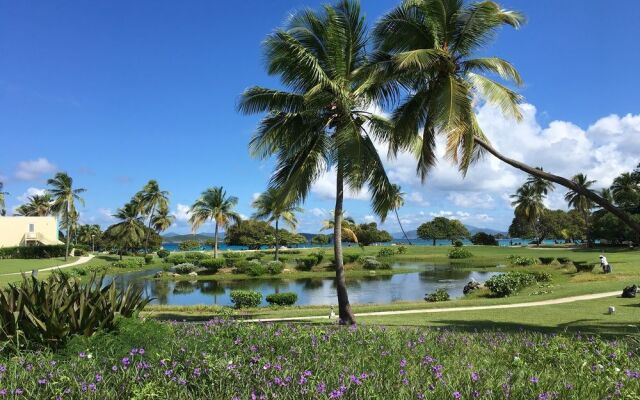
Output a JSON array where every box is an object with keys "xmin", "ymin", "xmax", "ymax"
[{"xmin": 106, "ymin": 263, "xmax": 500, "ymax": 307}]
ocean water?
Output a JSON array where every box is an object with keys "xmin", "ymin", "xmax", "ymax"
[{"xmin": 161, "ymin": 238, "xmax": 560, "ymax": 252}]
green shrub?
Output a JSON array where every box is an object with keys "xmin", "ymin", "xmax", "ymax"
[
  {"xmin": 574, "ymin": 262, "xmax": 596, "ymax": 273},
  {"xmin": 183, "ymin": 252, "xmax": 211, "ymax": 263},
  {"xmin": 246, "ymin": 253, "xmax": 264, "ymax": 261},
  {"xmin": 361, "ymin": 256, "xmax": 381, "ymax": 270},
  {"xmin": 0, "ymin": 273, "xmax": 151, "ymax": 349},
  {"xmin": 265, "ymin": 292, "xmax": 298, "ymax": 306},
  {"xmin": 539, "ymin": 257, "xmax": 555, "ymax": 265},
  {"xmin": 377, "ymin": 247, "xmax": 395, "ymax": 257},
  {"xmin": 223, "ymin": 252, "xmax": 244, "ymax": 268},
  {"xmin": 344, "ymin": 254, "xmax": 360, "ymax": 264},
  {"xmin": 157, "ymin": 249, "xmax": 170, "ymax": 259},
  {"xmin": 166, "ymin": 254, "xmax": 186, "ymax": 265},
  {"xmin": 296, "ymin": 256, "xmax": 318, "ymax": 271},
  {"xmin": 396, "ymin": 245, "xmax": 407, "ymax": 254},
  {"xmin": 309, "ymin": 250, "xmax": 325, "ymax": 265},
  {"xmin": 470, "ymin": 232, "xmax": 498, "ymax": 246},
  {"xmin": 448, "ymin": 247, "xmax": 473, "ymax": 259},
  {"xmin": 234, "ymin": 260, "xmax": 261, "ymax": 274},
  {"xmin": 557, "ymin": 257, "xmax": 571, "ymax": 264},
  {"xmin": 0, "ymin": 245, "xmax": 67, "ymax": 259},
  {"xmin": 507, "ymin": 255, "xmax": 537, "ymax": 266},
  {"xmin": 199, "ymin": 258, "xmax": 225, "ymax": 272},
  {"xmin": 174, "ymin": 263, "xmax": 197, "ymax": 274},
  {"xmin": 144, "ymin": 254, "xmax": 154, "ymax": 265},
  {"xmin": 485, "ymin": 272, "xmax": 537, "ymax": 297},
  {"xmin": 223, "ymin": 252, "xmax": 244, "ymax": 259},
  {"xmin": 112, "ymin": 258, "xmax": 144, "ymax": 269},
  {"xmin": 230, "ymin": 290, "xmax": 262, "ymax": 308},
  {"xmin": 278, "ymin": 255, "xmax": 289, "ymax": 263},
  {"xmin": 424, "ymin": 288, "xmax": 450, "ymax": 302},
  {"xmin": 74, "ymin": 248, "xmax": 87, "ymax": 256},
  {"xmin": 266, "ymin": 261, "xmax": 285, "ymax": 274},
  {"xmin": 529, "ymin": 271, "xmax": 552, "ymax": 282},
  {"xmin": 246, "ymin": 263, "xmax": 267, "ymax": 276},
  {"xmin": 453, "ymin": 240, "xmax": 464, "ymax": 247}
]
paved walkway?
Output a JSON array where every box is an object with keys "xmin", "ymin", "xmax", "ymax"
[
  {"xmin": 0, "ymin": 255, "xmax": 95, "ymax": 277},
  {"xmin": 252, "ymin": 291, "xmax": 621, "ymax": 322}
]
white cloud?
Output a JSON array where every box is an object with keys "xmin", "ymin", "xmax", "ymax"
[
  {"xmin": 15, "ymin": 158, "xmax": 57, "ymax": 181},
  {"xmin": 252, "ymin": 192, "xmax": 261, "ymax": 201},
  {"xmin": 310, "ymin": 207, "xmax": 328, "ymax": 217},
  {"xmin": 17, "ymin": 187, "xmax": 47, "ymax": 202},
  {"xmin": 311, "ymin": 168, "xmax": 369, "ymax": 201},
  {"xmin": 363, "ymin": 215, "xmax": 376, "ymax": 223},
  {"xmin": 447, "ymin": 192, "xmax": 494, "ymax": 209},
  {"xmin": 407, "ymin": 191, "xmax": 430, "ymax": 207},
  {"xmin": 172, "ymin": 204, "xmax": 191, "ymax": 222}
]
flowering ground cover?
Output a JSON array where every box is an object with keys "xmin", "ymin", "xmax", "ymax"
[{"xmin": 1, "ymin": 318, "xmax": 638, "ymax": 399}]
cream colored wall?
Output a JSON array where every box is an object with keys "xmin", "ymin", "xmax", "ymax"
[{"xmin": 0, "ymin": 216, "xmax": 59, "ymax": 247}]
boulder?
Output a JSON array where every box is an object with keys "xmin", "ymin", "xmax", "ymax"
[
  {"xmin": 188, "ymin": 271, "xmax": 199, "ymax": 277},
  {"xmin": 463, "ymin": 280, "xmax": 481, "ymax": 295},
  {"xmin": 621, "ymin": 284, "xmax": 637, "ymax": 298}
]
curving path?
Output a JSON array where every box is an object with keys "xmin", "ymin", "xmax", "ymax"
[
  {"xmin": 0, "ymin": 255, "xmax": 95, "ymax": 277},
  {"xmin": 251, "ymin": 291, "xmax": 621, "ymax": 322}
]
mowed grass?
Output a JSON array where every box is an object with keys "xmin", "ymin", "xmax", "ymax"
[{"xmin": 0, "ymin": 256, "xmax": 79, "ymax": 274}]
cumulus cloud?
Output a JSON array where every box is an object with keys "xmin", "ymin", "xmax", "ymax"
[
  {"xmin": 17, "ymin": 187, "xmax": 47, "ymax": 202},
  {"xmin": 310, "ymin": 207, "xmax": 328, "ymax": 217},
  {"xmin": 311, "ymin": 168, "xmax": 369, "ymax": 201},
  {"xmin": 15, "ymin": 158, "xmax": 57, "ymax": 181},
  {"xmin": 407, "ymin": 192, "xmax": 430, "ymax": 207},
  {"xmin": 447, "ymin": 192, "xmax": 494, "ymax": 209},
  {"xmin": 172, "ymin": 204, "xmax": 191, "ymax": 222}
]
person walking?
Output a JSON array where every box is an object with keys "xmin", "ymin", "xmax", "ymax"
[{"xmin": 599, "ymin": 255, "xmax": 611, "ymax": 273}]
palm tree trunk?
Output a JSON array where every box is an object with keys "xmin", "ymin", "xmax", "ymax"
[
  {"xmin": 475, "ymin": 137, "xmax": 640, "ymax": 235},
  {"xmin": 334, "ymin": 165, "xmax": 355, "ymax": 325},
  {"xmin": 432, "ymin": 238, "xmax": 436, "ymax": 246},
  {"xmin": 65, "ymin": 229, "xmax": 71, "ymax": 261},
  {"xmin": 584, "ymin": 211, "xmax": 590, "ymax": 248},
  {"xmin": 275, "ymin": 219, "xmax": 279, "ymax": 262},
  {"xmin": 395, "ymin": 209, "xmax": 412, "ymax": 245},
  {"xmin": 144, "ymin": 204, "xmax": 156, "ymax": 255},
  {"xmin": 213, "ymin": 222, "xmax": 219, "ymax": 259}
]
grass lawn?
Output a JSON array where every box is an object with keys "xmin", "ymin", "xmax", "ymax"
[{"xmin": 0, "ymin": 256, "xmax": 79, "ymax": 274}]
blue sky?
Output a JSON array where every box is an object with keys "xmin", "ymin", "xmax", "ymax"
[{"xmin": 2, "ymin": 0, "xmax": 639, "ymax": 234}]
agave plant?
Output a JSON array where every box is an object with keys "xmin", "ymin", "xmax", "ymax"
[{"xmin": 0, "ymin": 273, "xmax": 152, "ymax": 349}]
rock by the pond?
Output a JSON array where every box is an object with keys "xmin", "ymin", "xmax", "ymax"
[
  {"xmin": 188, "ymin": 271, "xmax": 199, "ymax": 277},
  {"xmin": 282, "ymin": 268, "xmax": 291, "ymax": 273},
  {"xmin": 463, "ymin": 280, "xmax": 481, "ymax": 295},
  {"xmin": 621, "ymin": 284, "xmax": 637, "ymax": 298}
]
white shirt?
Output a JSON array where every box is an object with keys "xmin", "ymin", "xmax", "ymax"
[{"xmin": 600, "ymin": 256, "xmax": 608, "ymax": 265}]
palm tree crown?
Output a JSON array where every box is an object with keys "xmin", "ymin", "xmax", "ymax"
[
  {"xmin": 108, "ymin": 202, "xmax": 145, "ymax": 260},
  {"xmin": 510, "ymin": 183, "xmax": 544, "ymax": 224},
  {"xmin": 47, "ymin": 172, "xmax": 86, "ymax": 260},
  {"xmin": 611, "ymin": 172, "xmax": 639, "ymax": 210},
  {"xmin": 373, "ymin": 0, "xmax": 525, "ymax": 178},
  {"xmin": 252, "ymin": 188, "xmax": 303, "ymax": 261},
  {"xmin": 564, "ymin": 173, "xmax": 596, "ymax": 213},
  {"xmin": 137, "ymin": 180, "xmax": 170, "ymax": 254},
  {"xmin": 15, "ymin": 193, "xmax": 53, "ymax": 217},
  {"xmin": 189, "ymin": 187, "xmax": 241, "ymax": 258}
]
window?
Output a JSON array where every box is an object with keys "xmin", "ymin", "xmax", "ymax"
[{"xmin": 29, "ymin": 223, "xmax": 35, "ymax": 233}]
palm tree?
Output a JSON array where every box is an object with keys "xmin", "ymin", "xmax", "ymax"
[
  {"xmin": 238, "ymin": 1, "xmax": 397, "ymax": 325},
  {"xmin": 15, "ymin": 193, "xmax": 53, "ymax": 217},
  {"xmin": 525, "ymin": 168, "xmax": 555, "ymax": 196},
  {"xmin": 137, "ymin": 180, "xmax": 170, "ymax": 254},
  {"xmin": 374, "ymin": 0, "xmax": 640, "ymax": 236},
  {"xmin": 381, "ymin": 184, "xmax": 412, "ymax": 245},
  {"xmin": 321, "ymin": 213, "xmax": 359, "ymax": 243},
  {"xmin": 593, "ymin": 188, "xmax": 613, "ymax": 218},
  {"xmin": 189, "ymin": 187, "xmax": 241, "ymax": 258},
  {"xmin": 252, "ymin": 188, "xmax": 302, "ymax": 261},
  {"xmin": 47, "ymin": 172, "xmax": 86, "ymax": 260},
  {"xmin": 611, "ymin": 172, "xmax": 639, "ymax": 211},
  {"xmin": 108, "ymin": 202, "xmax": 145, "ymax": 260},
  {"xmin": 564, "ymin": 173, "xmax": 596, "ymax": 247},
  {"xmin": 77, "ymin": 224, "xmax": 102, "ymax": 251},
  {"xmin": 152, "ymin": 204, "xmax": 175, "ymax": 238},
  {"xmin": 511, "ymin": 183, "xmax": 545, "ymax": 245},
  {"xmin": 0, "ymin": 182, "xmax": 8, "ymax": 216}
]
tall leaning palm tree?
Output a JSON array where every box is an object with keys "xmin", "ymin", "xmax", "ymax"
[
  {"xmin": 252, "ymin": 188, "xmax": 303, "ymax": 261},
  {"xmin": 381, "ymin": 184, "xmax": 412, "ymax": 245},
  {"xmin": 511, "ymin": 183, "xmax": 545, "ymax": 244},
  {"xmin": 564, "ymin": 173, "xmax": 596, "ymax": 247},
  {"xmin": 109, "ymin": 202, "xmax": 145, "ymax": 260},
  {"xmin": 138, "ymin": 180, "xmax": 170, "ymax": 254},
  {"xmin": 47, "ymin": 172, "xmax": 86, "ymax": 260},
  {"xmin": 0, "ymin": 182, "xmax": 8, "ymax": 216},
  {"xmin": 189, "ymin": 187, "xmax": 241, "ymax": 258},
  {"xmin": 238, "ymin": 1, "xmax": 397, "ymax": 325},
  {"xmin": 374, "ymin": 0, "xmax": 640, "ymax": 236}
]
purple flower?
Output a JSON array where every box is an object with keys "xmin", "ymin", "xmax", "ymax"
[
  {"xmin": 37, "ymin": 378, "xmax": 48, "ymax": 385},
  {"xmin": 316, "ymin": 382, "xmax": 326, "ymax": 394},
  {"xmin": 453, "ymin": 391, "xmax": 462, "ymax": 399},
  {"xmin": 96, "ymin": 374, "xmax": 103, "ymax": 382},
  {"xmin": 471, "ymin": 371, "xmax": 480, "ymax": 382},
  {"xmin": 121, "ymin": 357, "xmax": 130, "ymax": 366},
  {"xmin": 400, "ymin": 358, "xmax": 407, "ymax": 368},
  {"xmin": 530, "ymin": 376, "xmax": 539, "ymax": 384}
]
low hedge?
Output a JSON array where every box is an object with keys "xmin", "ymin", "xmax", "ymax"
[
  {"xmin": 538, "ymin": 257, "xmax": 555, "ymax": 265},
  {"xmin": 377, "ymin": 248, "xmax": 395, "ymax": 257},
  {"xmin": 265, "ymin": 292, "xmax": 298, "ymax": 306},
  {"xmin": 574, "ymin": 262, "xmax": 596, "ymax": 273},
  {"xmin": 234, "ymin": 260, "xmax": 261, "ymax": 274},
  {"xmin": 0, "ymin": 245, "xmax": 67, "ymax": 259},
  {"xmin": 485, "ymin": 272, "xmax": 537, "ymax": 297},
  {"xmin": 157, "ymin": 249, "xmax": 170, "ymax": 259},
  {"xmin": 112, "ymin": 258, "xmax": 144, "ymax": 269},
  {"xmin": 295, "ymin": 256, "xmax": 318, "ymax": 271},
  {"xmin": 424, "ymin": 288, "xmax": 450, "ymax": 302},
  {"xmin": 360, "ymin": 256, "xmax": 391, "ymax": 270},
  {"xmin": 557, "ymin": 257, "xmax": 571, "ymax": 264},
  {"xmin": 230, "ymin": 290, "xmax": 262, "ymax": 308},
  {"xmin": 144, "ymin": 254, "xmax": 154, "ymax": 265},
  {"xmin": 199, "ymin": 258, "xmax": 225, "ymax": 272},
  {"xmin": 174, "ymin": 263, "xmax": 197, "ymax": 274},
  {"xmin": 507, "ymin": 255, "xmax": 537, "ymax": 266},
  {"xmin": 246, "ymin": 263, "xmax": 267, "ymax": 276},
  {"xmin": 448, "ymin": 248, "xmax": 473, "ymax": 259},
  {"xmin": 266, "ymin": 261, "xmax": 285, "ymax": 275}
]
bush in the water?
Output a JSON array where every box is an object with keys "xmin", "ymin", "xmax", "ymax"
[
  {"xmin": 424, "ymin": 288, "xmax": 450, "ymax": 302},
  {"xmin": 485, "ymin": 272, "xmax": 537, "ymax": 297},
  {"xmin": 199, "ymin": 258, "xmax": 224, "ymax": 272},
  {"xmin": 266, "ymin": 260, "xmax": 285, "ymax": 274},
  {"xmin": 265, "ymin": 292, "xmax": 298, "ymax": 306},
  {"xmin": 230, "ymin": 290, "xmax": 262, "ymax": 308},
  {"xmin": 448, "ymin": 247, "xmax": 473, "ymax": 259},
  {"xmin": 174, "ymin": 263, "xmax": 197, "ymax": 274}
]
